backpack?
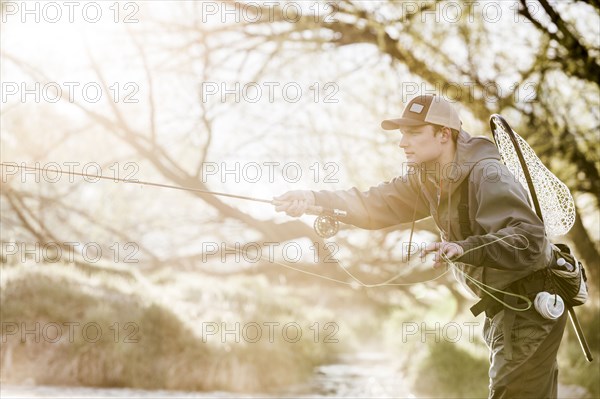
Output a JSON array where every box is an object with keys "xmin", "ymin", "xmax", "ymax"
[{"xmin": 456, "ymin": 175, "xmax": 589, "ymax": 307}]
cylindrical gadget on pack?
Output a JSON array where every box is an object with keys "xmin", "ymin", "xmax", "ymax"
[{"xmin": 534, "ymin": 292, "xmax": 565, "ymax": 320}]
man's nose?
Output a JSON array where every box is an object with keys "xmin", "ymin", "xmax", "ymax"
[{"xmin": 399, "ymin": 135, "xmax": 408, "ymax": 148}]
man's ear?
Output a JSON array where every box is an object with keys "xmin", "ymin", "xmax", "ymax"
[{"xmin": 440, "ymin": 127, "xmax": 451, "ymax": 142}]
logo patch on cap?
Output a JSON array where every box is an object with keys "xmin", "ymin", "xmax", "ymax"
[{"xmin": 409, "ymin": 103, "xmax": 424, "ymax": 113}]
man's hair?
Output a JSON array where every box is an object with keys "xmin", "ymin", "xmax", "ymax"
[{"xmin": 432, "ymin": 124, "xmax": 459, "ymax": 142}]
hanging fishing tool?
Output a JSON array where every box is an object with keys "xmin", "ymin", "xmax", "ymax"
[
  {"xmin": 0, "ymin": 162, "xmax": 346, "ymax": 238},
  {"xmin": 489, "ymin": 114, "xmax": 593, "ymax": 362}
]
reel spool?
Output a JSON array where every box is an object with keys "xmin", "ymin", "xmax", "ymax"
[
  {"xmin": 305, "ymin": 206, "xmax": 346, "ymax": 238},
  {"xmin": 313, "ymin": 214, "xmax": 340, "ymax": 238}
]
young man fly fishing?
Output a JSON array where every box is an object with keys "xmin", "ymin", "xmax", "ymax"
[{"xmin": 274, "ymin": 94, "xmax": 568, "ymax": 399}]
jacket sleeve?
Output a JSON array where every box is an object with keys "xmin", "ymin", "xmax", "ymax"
[
  {"xmin": 312, "ymin": 173, "xmax": 430, "ymax": 229},
  {"xmin": 453, "ymin": 160, "xmax": 548, "ymax": 270}
]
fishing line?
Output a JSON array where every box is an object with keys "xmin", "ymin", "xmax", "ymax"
[
  {"xmin": 223, "ymin": 243, "xmax": 453, "ymax": 287},
  {"xmin": 222, "ymin": 234, "xmax": 532, "ymax": 291},
  {"xmin": 439, "ymin": 236, "xmax": 533, "ymax": 311}
]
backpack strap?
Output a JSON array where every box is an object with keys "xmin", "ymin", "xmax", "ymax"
[{"xmin": 458, "ymin": 173, "xmax": 473, "ymax": 238}]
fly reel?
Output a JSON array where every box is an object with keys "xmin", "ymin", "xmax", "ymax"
[
  {"xmin": 314, "ymin": 214, "xmax": 339, "ymax": 238},
  {"xmin": 311, "ymin": 208, "xmax": 347, "ymax": 238}
]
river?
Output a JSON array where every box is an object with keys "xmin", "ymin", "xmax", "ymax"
[
  {"xmin": 1, "ymin": 352, "xmax": 589, "ymax": 399},
  {"xmin": 1, "ymin": 352, "xmax": 416, "ymax": 398}
]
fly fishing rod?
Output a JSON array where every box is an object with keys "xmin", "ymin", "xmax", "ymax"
[{"xmin": 0, "ymin": 162, "xmax": 346, "ymax": 238}]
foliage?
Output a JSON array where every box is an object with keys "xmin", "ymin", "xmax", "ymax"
[
  {"xmin": 415, "ymin": 340, "xmax": 489, "ymax": 398},
  {"xmin": 0, "ymin": 263, "xmax": 343, "ymax": 392}
]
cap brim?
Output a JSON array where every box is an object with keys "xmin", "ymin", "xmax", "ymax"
[{"xmin": 381, "ymin": 118, "xmax": 428, "ymax": 130}]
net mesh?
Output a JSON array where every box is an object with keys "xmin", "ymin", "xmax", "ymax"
[{"xmin": 491, "ymin": 115, "xmax": 575, "ymax": 236}]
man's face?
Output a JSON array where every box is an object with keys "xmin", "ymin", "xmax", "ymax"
[{"xmin": 398, "ymin": 124, "xmax": 443, "ymax": 164}]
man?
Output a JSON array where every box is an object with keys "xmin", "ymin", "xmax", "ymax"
[{"xmin": 274, "ymin": 94, "xmax": 568, "ymax": 398}]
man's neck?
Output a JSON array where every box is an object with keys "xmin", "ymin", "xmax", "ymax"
[{"xmin": 425, "ymin": 144, "xmax": 457, "ymax": 183}]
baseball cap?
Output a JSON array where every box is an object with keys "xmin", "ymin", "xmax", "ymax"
[{"xmin": 381, "ymin": 94, "xmax": 462, "ymax": 131}]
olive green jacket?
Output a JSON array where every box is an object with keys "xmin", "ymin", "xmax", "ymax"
[{"xmin": 312, "ymin": 129, "xmax": 553, "ymax": 297}]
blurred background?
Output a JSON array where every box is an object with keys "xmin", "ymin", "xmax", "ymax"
[{"xmin": 1, "ymin": 1, "xmax": 598, "ymax": 398}]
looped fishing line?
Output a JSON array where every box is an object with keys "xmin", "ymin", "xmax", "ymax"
[
  {"xmin": 439, "ymin": 235, "xmax": 533, "ymax": 312},
  {"xmin": 223, "ymin": 244, "xmax": 452, "ymax": 287},
  {"xmin": 223, "ymin": 233, "xmax": 534, "ymax": 307}
]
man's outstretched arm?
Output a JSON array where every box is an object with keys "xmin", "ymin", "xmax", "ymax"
[{"xmin": 274, "ymin": 174, "xmax": 430, "ymax": 230}]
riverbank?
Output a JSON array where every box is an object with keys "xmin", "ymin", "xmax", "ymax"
[{"xmin": 2, "ymin": 261, "xmax": 596, "ymax": 398}]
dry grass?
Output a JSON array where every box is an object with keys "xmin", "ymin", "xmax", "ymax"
[{"xmin": 0, "ymin": 262, "xmax": 343, "ymax": 392}]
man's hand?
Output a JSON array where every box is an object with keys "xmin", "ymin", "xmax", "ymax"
[
  {"xmin": 421, "ymin": 241, "xmax": 464, "ymax": 269},
  {"xmin": 273, "ymin": 190, "xmax": 315, "ymax": 217}
]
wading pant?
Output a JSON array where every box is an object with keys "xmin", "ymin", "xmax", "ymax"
[{"xmin": 483, "ymin": 305, "xmax": 568, "ymax": 399}]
